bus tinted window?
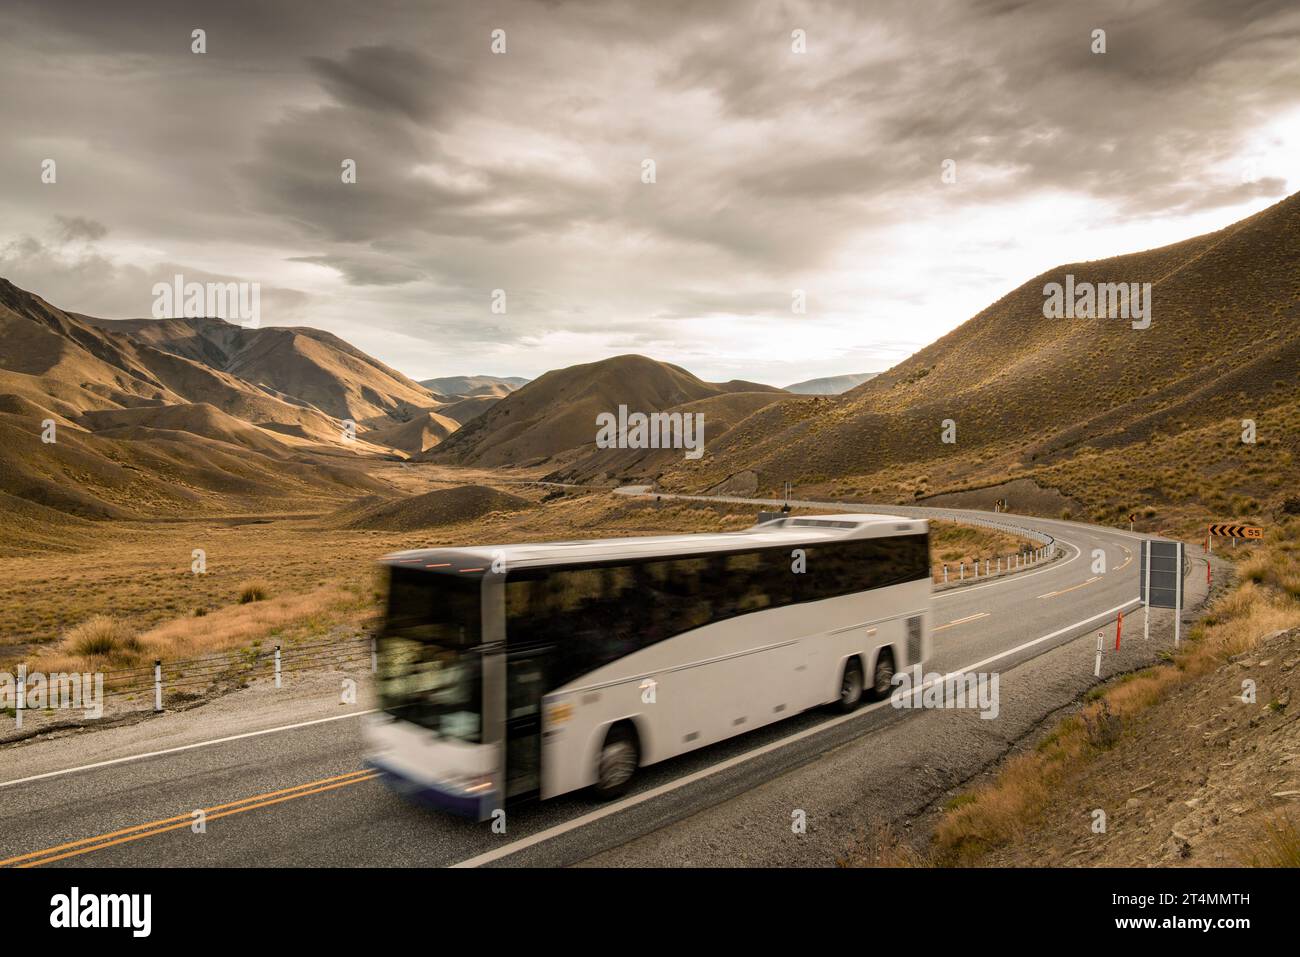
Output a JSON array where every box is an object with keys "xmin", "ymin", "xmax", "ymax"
[
  {"xmin": 798, "ymin": 535, "xmax": 928, "ymax": 601},
  {"xmin": 384, "ymin": 566, "xmax": 481, "ymax": 647},
  {"xmin": 505, "ymin": 533, "xmax": 928, "ymax": 688}
]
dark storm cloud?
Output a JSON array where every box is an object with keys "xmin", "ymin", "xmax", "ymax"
[
  {"xmin": 54, "ymin": 216, "xmax": 109, "ymax": 242},
  {"xmin": 0, "ymin": 0, "xmax": 1297, "ymax": 379},
  {"xmin": 307, "ymin": 46, "xmax": 464, "ymax": 125}
]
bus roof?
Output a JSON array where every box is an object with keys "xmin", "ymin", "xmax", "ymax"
[{"xmin": 382, "ymin": 513, "xmax": 927, "ymax": 576}]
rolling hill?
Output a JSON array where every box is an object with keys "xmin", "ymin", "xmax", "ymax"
[
  {"xmin": 428, "ymin": 354, "xmax": 785, "ymax": 468},
  {"xmin": 363, "ymin": 409, "xmax": 461, "ymax": 455},
  {"xmin": 84, "ymin": 314, "xmax": 441, "ymax": 422},
  {"xmin": 337, "ymin": 484, "xmax": 535, "ymax": 531},
  {"xmin": 653, "ymin": 191, "xmax": 1300, "ymax": 528},
  {"xmin": 0, "ymin": 279, "xmax": 397, "ymax": 527},
  {"xmin": 783, "ymin": 373, "xmax": 879, "ymax": 394}
]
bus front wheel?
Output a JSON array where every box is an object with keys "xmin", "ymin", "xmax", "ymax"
[
  {"xmin": 593, "ymin": 723, "xmax": 639, "ymax": 800},
  {"xmin": 836, "ymin": 657, "xmax": 865, "ymax": 713}
]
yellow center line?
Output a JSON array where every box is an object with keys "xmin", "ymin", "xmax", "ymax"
[
  {"xmin": 1038, "ymin": 576, "xmax": 1100, "ymax": 599},
  {"xmin": 3, "ymin": 768, "xmax": 379, "ymax": 868},
  {"xmin": 933, "ymin": 612, "xmax": 990, "ymax": 632}
]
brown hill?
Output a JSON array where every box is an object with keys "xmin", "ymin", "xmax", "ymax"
[
  {"xmin": 78, "ymin": 403, "xmax": 298, "ymax": 458},
  {"xmin": 83, "ymin": 314, "xmax": 440, "ymax": 423},
  {"xmin": 340, "ymin": 484, "xmax": 534, "ymax": 531},
  {"xmin": 435, "ymin": 395, "xmax": 499, "ymax": 425},
  {"xmin": 0, "ymin": 403, "xmax": 387, "ymax": 525},
  {"xmin": 430, "ymin": 354, "xmax": 784, "ymax": 468},
  {"xmin": 655, "ymin": 191, "xmax": 1300, "ymax": 528},
  {"xmin": 0, "ymin": 280, "xmax": 362, "ymax": 448},
  {"xmin": 547, "ymin": 390, "xmax": 796, "ymax": 485},
  {"xmin": 419, "ymin": 375, "xmax": 529, "ymax": 398},
  {"xmin": 363, "ymin": 410, "xmax": 460, "ymax": 455},
  {"xmin": 0, "ymin": 279, "xmax": 398, "ymax": 523}
]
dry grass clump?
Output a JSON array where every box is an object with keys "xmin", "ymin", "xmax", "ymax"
[
  {"xmin": 1239, "ymin": 816, "xmax": 1300, "ymax": 868},
  {"xmin": 61, "ymin": 615, "xmax": 144, "ymax": 666},
  {"xmin": 237, "ymin": 579, "xmax": 270, "ymax": 604}
]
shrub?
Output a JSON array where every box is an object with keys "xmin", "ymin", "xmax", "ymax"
[
  {"xmin": 238, "ymin": 579, "xmax": 270, "ymax": 604},
  {"xmin": 64, "ymin": 616, "xmax": 142, "ymax": 662}
]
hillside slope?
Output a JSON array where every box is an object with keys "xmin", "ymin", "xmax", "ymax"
[
  {"xmin": 657, "ymin": 192, "xmax": 1300, "ymax": 528},
  {"xmin": 0, "ymin": 280, "xmax": 396, "ymax": 528},
  {"xmin": 84, "ymin": 314, "xmax": 440, "ymax": 422},
  {"xmin": 429, "ymin": 354, "xmax": 783, "ymax": 468},
  {"xmin": 419, "ymin": 375, "xmax": 529, "ymax": 398}
]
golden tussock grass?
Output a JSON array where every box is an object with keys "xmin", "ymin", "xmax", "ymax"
[
  {"xmin": 1238, "ymin": 815, "xmax": 1300, "ymax": 868},
  {"xmin": 237, "ymin": 578, "xmax": 271, "ymax": 604},
  {"xmin": 61, "ymin": 615, "xmax": 143, "ymax": 666},
  {"xmin": 35, "ymin": 585, "xmax": 372, "ymax": 674}
]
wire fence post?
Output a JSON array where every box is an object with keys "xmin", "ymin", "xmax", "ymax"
[
  {"xmin": 275, "ymin": 645, "xmax": 282, "ymax": 689},
  {"xmin": 154, "ymin": 659, "xmax": 162, "ymax": 713}
]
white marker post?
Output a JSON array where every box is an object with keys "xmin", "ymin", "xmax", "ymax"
[
  {"xmin": 1143, "ymin": 540, "xmax": 1151, "ymax": 641},
  {"xmin": 1174, "ymin": 542, "xmax": 1183, "ymax": 647},
  {"xmin": 275, "ymin": 645, "xmax": 282, "ymax": 689},
  {"xmin": 16, "ymin": 663, "xmax": 25, "ymax": 730},
  {"xmin": 1094, "ymin": 633, "xmax": 1103, "ymax": 677}
]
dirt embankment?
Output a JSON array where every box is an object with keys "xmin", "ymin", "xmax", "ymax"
[{"xmin": 977, "ymin": 625, "xmax": 1300, "ymax": 866}]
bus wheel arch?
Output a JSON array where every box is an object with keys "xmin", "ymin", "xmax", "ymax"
[{"xmin": 592, "ymin": 719, "xmax": 641, "ymax": 800}]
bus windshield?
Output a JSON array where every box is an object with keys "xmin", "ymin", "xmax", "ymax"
[{"xmin": 377, "ymin": 566, "xmax": 483, "ymax": 743}]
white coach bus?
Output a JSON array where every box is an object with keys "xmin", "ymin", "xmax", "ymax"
[{"xmin": 363, "ymin": 513, "xmax": 931, "ymax": 820}]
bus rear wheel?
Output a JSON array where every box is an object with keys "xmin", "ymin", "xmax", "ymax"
[
  {"xmin": 593, "ymin": 723, "xmax": 639, "ymax": 800},
  {"xmin": 836, "ymin": 657, "xmax": 865, "ymax": 713},
  {"xmin": 870, "ymin": 649, "xmax": 896, "ymax": 701}
]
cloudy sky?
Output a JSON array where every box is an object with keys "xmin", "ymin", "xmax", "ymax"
[{"xmin": 1, "ymin": 0, "xmax": 1297, "ymax": 386}]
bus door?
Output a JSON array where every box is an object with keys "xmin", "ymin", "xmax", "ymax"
[{"xmin": 504, "ymin": 648, "xmax": 547, "ymax": 799}]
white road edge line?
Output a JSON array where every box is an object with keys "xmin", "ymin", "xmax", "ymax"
[
  {"xmin": 0, "ymin": 709, "xmax": 379, "ymax": 790},
  {"xmin": 449, "ymin": 596, "xmax": 1143, "ymax": 868}
]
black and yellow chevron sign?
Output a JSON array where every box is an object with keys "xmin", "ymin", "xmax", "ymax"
[{"xmin": 1207, "ymin": 523, "xmax": 1263, "ymax": 539}]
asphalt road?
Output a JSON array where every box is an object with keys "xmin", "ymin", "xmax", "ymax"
[{"xmin": 0, "ymin": 498, "xmax": 1168, "ymax": 868}]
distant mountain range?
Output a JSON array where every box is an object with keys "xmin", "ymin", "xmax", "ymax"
[
  {"xmin": 783, "ymin": 373, "xmax": 879, "ymax": 394},
  {"xmin": 3, "ymin": 189, "xmax": 1295, "ymax": 533},
  {"xmin": 418, "ymin": 375, "xmax": 530, "ymax": 399}
]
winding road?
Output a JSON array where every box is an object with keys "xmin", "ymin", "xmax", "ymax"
[{"xmin": 0, "ymin": 493, "xmax": 1190, "ymax": 868}]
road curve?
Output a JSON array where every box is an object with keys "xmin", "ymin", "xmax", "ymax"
[{"xmin": 0, "ymin": 496, "xmax": 1156, "ymax": 868}]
